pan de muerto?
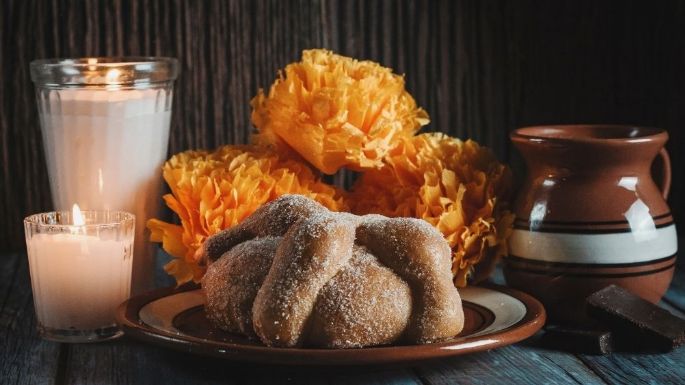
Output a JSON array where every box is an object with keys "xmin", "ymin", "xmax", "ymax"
[{"xmin": 198, "ymin": 195, "xmax": 464, "ymax": 348}]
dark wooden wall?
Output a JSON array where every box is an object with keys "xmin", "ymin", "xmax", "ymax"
[{"xmin": 1, "ymin": 0, "xmax": 683, "ymax": 251}]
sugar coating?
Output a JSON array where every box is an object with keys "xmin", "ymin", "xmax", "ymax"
[
  {"xmin": 202, "ymin": 236, "xmax": 281, "ymax": 338},
  {"xmin": 199, "ymin": 195, "xmax": 327, "ymax": 263},
  {"xmin": 252, "ymin": 212, "xmax": 357, "ymax": 347},
  {"xmin": 200, "ymin": 194, "xmax": 464, "ymax": 348},
  {"xmin": 308, "ymin": 246, "xmax": 412, "ymax": 348},
  {"xmin": 356, "ymin": 216, "xmax": 464, "ymax": 343}
]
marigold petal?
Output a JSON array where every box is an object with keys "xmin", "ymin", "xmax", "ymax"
[
  {"xmin": 147, "ymin": 219, "xmax": 188, "ymax": 260},
  {"xmin": 350, "ymin": 132, "xmax": 513, "ymax": 286},
  {"xmin": 251, "ymin": 49, "xmax": 429, "ymax": 174},
  {"xmin": 148, "ymin": 144, "xmax": 347, "ymax": 286}
]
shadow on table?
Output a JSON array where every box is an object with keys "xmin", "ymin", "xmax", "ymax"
[{"xmin": 135, "ymin": 337, "xmax": 460, "ymax": 383}]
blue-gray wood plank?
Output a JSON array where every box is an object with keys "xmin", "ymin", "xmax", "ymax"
[{"xmin": 1, "ymin": 247, "xmax": 684, "ymax": 385}]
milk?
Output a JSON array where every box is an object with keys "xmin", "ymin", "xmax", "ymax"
[{"xmin": 37, "ymin": 87, "xmax": 172, "ymax": 294}]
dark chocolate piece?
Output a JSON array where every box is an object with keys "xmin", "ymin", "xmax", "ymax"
[
  {"xmin": 586, "ymin": 285, "xmax": 685, "ymax": 352},
  {"xmin": 542, "ymin": 325, "xmax": 613, "ymax": 355}
]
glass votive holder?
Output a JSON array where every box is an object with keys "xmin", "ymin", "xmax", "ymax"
[{"xmin": 24, "ymin": 208, "xmax": 135, "ymax": 343}]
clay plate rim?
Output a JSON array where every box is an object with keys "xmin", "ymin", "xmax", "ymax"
[{"xmin": 115, "ymin": 284, "xmax": 546, "ymax": 366}]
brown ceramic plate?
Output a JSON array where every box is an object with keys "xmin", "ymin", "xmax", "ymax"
[{"xmin": 116, "ymin": 284, "xmax": 545, "ymax": 365}]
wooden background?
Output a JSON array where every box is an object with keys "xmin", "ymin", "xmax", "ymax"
[{"xmin": 1, "ymin": 0, "xmax": 683, "ymax": 251}]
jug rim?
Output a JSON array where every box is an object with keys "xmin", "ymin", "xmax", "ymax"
[{"xmin": 511, "ymin": 124, "xmax": 667, "ymax": 145}]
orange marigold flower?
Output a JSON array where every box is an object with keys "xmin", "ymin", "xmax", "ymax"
[
  {"xmin": 251, "ymin": 49, "xmax": 429, "ymax": 175},
  {"xmin": 349, "ymin": 133, "xmax": 514, "ymax": 287},
  {"xmin": 147, "ymin": 145, "xmax": 347, "ymax": 286}
]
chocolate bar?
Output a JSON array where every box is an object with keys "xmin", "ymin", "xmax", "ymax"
[
  {"xmin": 542, "ymin": 326, "xmax": 613, "ymax": 355},
  {"xmin": 586, "ymin": 285, "xmax": 685, "ymax": 352}
]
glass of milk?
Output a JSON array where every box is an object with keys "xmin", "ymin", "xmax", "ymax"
[
  {"xmin": 24, "ymin": 206, "xmax": 135, "ymax": 342},
  {"xmin": 30, "ymin": 57, "xmax": 178, "ymax": 295}
]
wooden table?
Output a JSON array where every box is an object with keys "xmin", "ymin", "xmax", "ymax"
[{"xmin": 2, "ymin": 249, "xmax": 684, "ymax": 385}]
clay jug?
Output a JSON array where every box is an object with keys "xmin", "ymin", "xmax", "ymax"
[{"xmin": 505, "ymin": 125, "xmax": 677, "ymax": 323}]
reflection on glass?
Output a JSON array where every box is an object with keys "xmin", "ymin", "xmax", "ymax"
[{"xmin": 618, "ymin": 176, "xmax": 657, "ymax": 241}]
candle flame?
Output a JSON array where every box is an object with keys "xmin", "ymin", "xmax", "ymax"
[
  {"xmin": 105, "ymin": 69, "xmax": 122, "ymax": 84},
  {"xmin": 87, "ymin": 58, "xmax": 98, "ymax": 72},
  {"xmin": 72, "ymin": 204, "xmax": 85, "ymax": 226},
  {"xmin": 98, "ymin": 168, "xmax": 104, "ymax": 194}
]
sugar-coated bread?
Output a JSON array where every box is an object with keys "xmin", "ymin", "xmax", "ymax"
[{"xmin": 200, "ymin": 194, "xmax": 464, "ymax": 348}]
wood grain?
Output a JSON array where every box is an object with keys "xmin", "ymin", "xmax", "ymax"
[
  {"xmin": 414, "ymin": 343, "xmax": 607, "ymax": 385},
  {"xmin": 64, "ymin": 342, "xmax": 425, "ymax": 385},
  {"xmin": 1, "ymin": 0, "xmax": 684, "ymax": 253},
  {"xmin": 3, "ymin": 246, "xmax": 685, "ymax": 384},
  {"xmin": 578, "ymin": 346, "xmax": 685, "ymax": 385},
  {"xmin": 0, "ymin": 253, "xmax": 61, "ymax": 384}
]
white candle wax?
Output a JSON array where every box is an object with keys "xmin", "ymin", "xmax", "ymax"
[
  {"xmin": 27, "ymin": 233, "xmax": 132, "ymax": 330},
  {"xmin": 40, "ymin": 87, "xmax": 171, "ymax": 293}
]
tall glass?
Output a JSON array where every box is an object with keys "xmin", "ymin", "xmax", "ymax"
[
  {"xmin": 30, "ymin": 57, "xmax": 179, "ymax": 294},
  {"xmin": 24, "ymin": 210, "xmax": 135, "ymax": 342}
]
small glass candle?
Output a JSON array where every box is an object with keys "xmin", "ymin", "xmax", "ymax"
[{"xmin": 24, "ymin": 206, "xmax": 134, "ymax": 343}]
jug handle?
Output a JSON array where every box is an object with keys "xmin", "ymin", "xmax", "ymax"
[{"xmin": 657, "ymin": 148, "xmax": 671, "ymax": 200}]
